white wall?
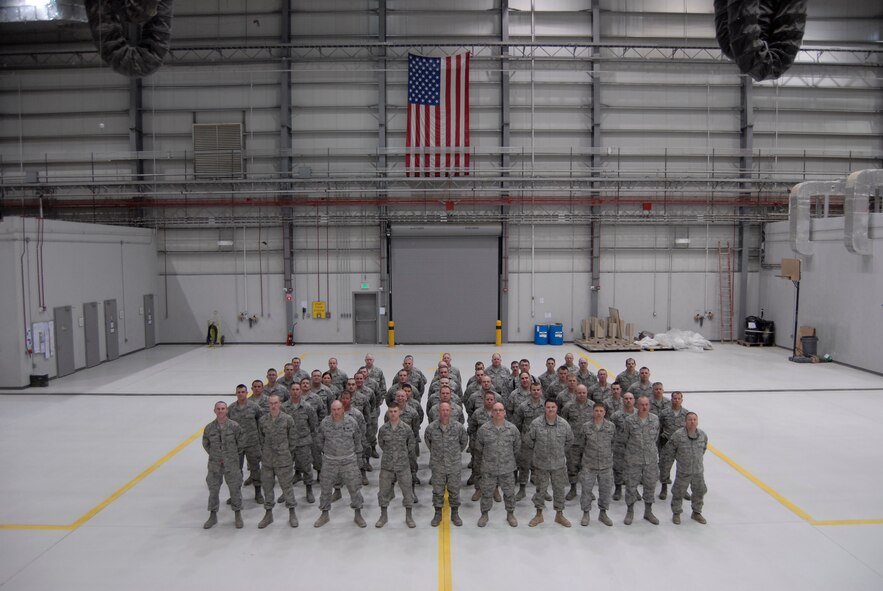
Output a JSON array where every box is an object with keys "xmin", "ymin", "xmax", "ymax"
[
  {"xmin": 0, "ymin": 217, "xmax": 158, "ymax": 388},
  {"xmin": 759, "ymin": 214, "xmax": 883, "ymax": 372}
]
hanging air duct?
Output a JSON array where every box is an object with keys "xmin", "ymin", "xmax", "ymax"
[
  {"xmin": 844, "ymin": 169, "xmax": 882, "ymax": 256},
  {"xmin": 788, "ymin": 178, "xmax": 845, "ymax": 257},
  {"xmin": 85, "ymin": 0, "xmax": 174, "ymax": 78}
]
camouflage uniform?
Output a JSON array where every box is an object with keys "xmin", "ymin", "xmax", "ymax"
[
  {"xmin": 316, "ymin": 415, "xmax": 364, "ymax": 511},
  {"xmin": 474, "ymin": 420, "xmax": 521, "ymax": 513},
  {"xmin": 662, "ymin": 427, "xmax": 708, "ymax": 516},
  {"xmin": 467, "ymin": 406, "xmax": 493, "ymax": 486},
  {"xmin": 404, "ymin": 368, "xmax": 428, "ymax": 402},
  {"xmin": 561, "ymin": 399, "xmax": 594, "ymax": 485},
  {"xmin": 545, "ymin": 380, "xmax": 569, "ymax": 405},
  {"xmin": 227, "ymin": 399, "xmax": 262, "ymax": 485},
  {"xmin": 309, "ymin": 384, "xmax": 334, "ymax": 415},
  {"xmin": 424, "ymin": 419, "xmax": 468, "ymax": 509},
  {"xmin": 615, "ymin": 370, "xmax": 638, "ymax": 392},
  {"xmin": 513, "ymin": 398, "xmax": 545, "ymax": 486},
  {"xmin": 377, "ymin": 421, "xmax": 416, "ymax": 508},
  {"xmin": 264, "ymin": 381, "xmax": 289, "ymax": 403},
  {"xmin": 627, "ymin": 381, "xmax": 653, "ymax": 401},
  {"xmin": 589, "ymin": 383, "xmax": 611, "ymax": 405},
  {"xmin": 467, "ymin": 389, "xmax": 502, "ymax": 417},
  {"xmin": 610, "ymin": 407, "xmax": 636, "ymax": 488},
  {"xmin": 303, "ymin": 390, "xmax": 328, "ymax": 473},
  {"xmin": 577, "ymin": 370, "xmax": 598, "ymax": 389},
  {"xmin": 658, "ymin": 406, "xmax": 690, "ymax": 486},
  {"xmin": 538, "ymin": 370, "xmax": 557, "ymax": 395},
  {"xmin": 249, "ymin": 393, "xmax": 269, "ymax": 413},
  {"xmin": 327, "ymin": 368, "xmax": 349, "ymax": 392},
  {"xmin": 485, "ymin": 365, "xmax": 509, "ymax": 395},
  {"xmin": 203, "ymin": 419, "xmax": 243, "ymax": 512},
  {"xmin": 603, "ymin": 394, "xmax": 624, "ymax": 420},
  {"xmin": 257, "ymin": 413, "xmax": 298, "ymax": 509},
  {"xmin": 427, "ymin": 391, "xmax": 463, "ymax": 414},
  {"xmin": 577, "ymin": 419, "xmax": 616, "ymax": 513},
  {"xmin": 428, "ymin": 401, "xmax": 465, "ymax": 424},
  {"xmin": 650, "ymin": 395, "xmax": 672, "ymax": 417},
  {"xmin": 525, "ymin": 416, "xmax": 573, "ymax": 511},
  {"xmin": 623, "ymin": 412, "xmax": 661, "ymax": 506},
  {"xmin": 365, "ymin": 366, "xmax": 387, "ymax": 395},
  {"xmin": 281, "ymin": 399, "xmax": 318, "ymax": 487},
  {"xmin": 507, "ymin": 386, "xmax": 531, "ymax": 418}
]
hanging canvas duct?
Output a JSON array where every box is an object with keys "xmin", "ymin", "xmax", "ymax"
[
  {"xmin": 714, "ymin": 0, "xmax": 807, "ymax": 81},
  {"xmin": 85, "ymin": 0, "xmax": 174, "ymax": 77}
]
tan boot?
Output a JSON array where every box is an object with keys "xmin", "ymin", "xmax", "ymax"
[
  {"xmin": 565, "ymin": 485, "xmax": 578, "ymax": 501},
  {"xmin": 288, "ymin": 508, "xmax": 298, "ymax": 528},
  {"xmin": 477, "ymin": 512, "xmax": 489, "ymax": 527},
  {"xmin": 691, "ymin": 512, "xmax": 707, "ymax": 524},
  {"xmin": 529, "ymin": 510, "xmax": 544, "ymax": 527},
  {"xmin": 313, "ymin": 510, "xmax": 329, "ymax": 528},
  {"xmin": 331, "ymin": 488, "xmax": 342, "ymax": 502},
  {"xmin": 554, "ymin": 511, "xmax": 572, "ymax": 528},
  {"xmin": 203, "ymin": 511, "xmax": 217, "ymax": 529},
  {"xmin": 598, "ymin": 510, "xmax": 613, "ymax": 526},
  {"xmin": 354, "ymin": 509, "xmax": 367, "ymax": 528},
  {"xmin": 305, "ymin": 485, "xmax": 315, "ymax": 504},
  {"xmin": 405, "ymin": 508, "xmax": 416, "ymax": 528},
  {"xmin": 580, "ymin": 511, "xmax": 590, "ymax": 526},
  {"xmin": 493, "ymin": 487, "xmax": 502, "ymax": 503},
  {"xmin": 624, "ymin": 504, "xmax": 634, "ymax": 525},
  {"xmin": 257, "ymin": 509, "xmax": 273, "ymax": 529},
  {"xmin": 515, "ymin": 485, "xmax": 526, "ymax": 501},
  {"xmin": 431, "ymin": 508, "xmax": 443, "ymax": 527},
  {"xmin": 673, "ymin": 513, "xmax": 681, "ymax": 525},
  {"xmin": 450, "ymin": 508, "xmax": 462, "ymax": 527},
  {"xmin": 254, "ymin": 486, "xmax": 264, "ymax": 505},
  {"xmin": 471, "ymin": 489, "xmax": 482, "ymax": 502},
  {"xmin": 612, "ymin": 484, "xmax": 622, "ymax": 501},
  {"xmin": 234, "ymin": 511, "xmax": 243, "ymax": 529},
  {"xmin": 659, "ymin": 483, "xmax": 668, "ymax": 500},
  {"xmin": 644, "ymin": 502, "xmax": 659, "ymax": 525},
  {"xmin": 506, "ymin": 511, "xmax": 518, "ymax": 527},
  {"xmin": 375, "ymin": 507, "xmax": 388, "ymax": 528}
]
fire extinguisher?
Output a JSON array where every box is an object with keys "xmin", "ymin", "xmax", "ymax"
[{"xmin": 287, "ymin": 332, "xmax": 294, "ymax": 346}]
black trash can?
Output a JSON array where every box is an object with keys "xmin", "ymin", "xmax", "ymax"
[
  {"xmin": 30, "ymin": 374, "xmax": 49, "ymax": 387},
  {"xmin": 801, "ymin": 336, "xmax": 818, "ymax": 357},
  {"xmin": 744, "ymin": 316, "xmax": 761, "ymax": 343},
  {"xmin": 761, "ymin": 321, "xmax": 775, "ymax": 346}
]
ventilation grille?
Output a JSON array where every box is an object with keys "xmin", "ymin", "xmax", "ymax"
[{"xmin": 193, "ymin": 123, "xmax": 243, "ymax": 178}]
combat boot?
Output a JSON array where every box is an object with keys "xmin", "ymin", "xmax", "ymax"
[
  {"xmin": 371, "ymin": 446, "xmax": 380, "ymax": 459},
  {"xmin": 529, "ymin": 509, "xmax": 544, "ymax": 527},
  {"xmin": 691, "ymin": 512, "xmax": 707, "ymax": 524},
  {"xmin": 450, "ymin": 508, "xmax": 462, "ymax": 527},
  {"xmin": 506, "ymin": 511, "xmax": 518, "ymax": 527},
  {"xmin": 624, "ymin": 504, "xmax": 634, "ymax": 525},
  {"xmin": 659, "ymin": 483, "xmax": 668, "ymax": 500},
  {"xmin": 471, "ymin": 488, "xmax": 482, "ymax": 502},
  {"xmin": 477, "ymin": 512, "xmax": 489, "ymax": 527},
  {"xmin": 361, "ymin": 469, "xmax": 369, "ymax": 486},
  {"xmin": 515, "ymin": 484, "xmax": 526, "ymax": 501},
  {"xmin": 672, "ymin": 513, "xmax": 681, "ymax": 525},
  {"xmin": 493, "ymin": 486, "xmax": 502, "ymax": 503},
  {"xmin": 581, "ymin": 511, "xmax": 590, "ymax": 526},
  {"xmin": 277, "ymin": 494, "xmax": 285, "ymax": 503},
  {"xmin": 305, "ymin": 485, "xmax": 315, "ymax": 504},
  {"xmin": 254, "ymin": 485, "xmax": 264, "ymax": 505},
  {"xmin": 234, "ymin": 510, "xmax": 243, "ymax": 529},
  {"xmin": 612, "ymin": 484, "xmax": 622, "ymax": 501},
  {"xmin": 598, "ymin": 510, "xmax": 612, "ymax": 526},
  {"xmin": 288, "ymin": 508, "xmax": 298, "ymax": 528},
  {"xmin": 257, "ymin": 510, "xmax": 274, "ymax": 529},
  {"xmin": 353, "ymin": 509, "xmax": 367, "ymax": 528},
  {"xmin": 431, "ymin": 508, "xmax": 443, "ymax": 527},
  {"xmin": 203, "ymin": 511, "xmax": 217, "ymax": 529},
  {"xmin": 405, "ymin": 508, "xmax": 416, "ymax": 528},
  {"xmin": 565, "ymin": 484, "xmax": 578, "ymax": 501},
  {"xmin": 644, "ymin": 502, "xmax": 659, "ymax": 525},
  {"xmin": 331, "ymin": 488, "xmax": 342, "ymax": 502},
  {"xmin": 375, "ymin": 507, "xmax": 388, "ymax": 528},
  {"xmin": 314, "ymin": 510, "xmax": 329, "ymax": 528},
  {"xmin": 555, "ymin": 511, "xmax": 572, "ymax": 528}
]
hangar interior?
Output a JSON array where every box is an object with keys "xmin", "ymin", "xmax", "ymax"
[{"xmin": 0, "ymin": 1, "xmax": 881, "ymax": 590}]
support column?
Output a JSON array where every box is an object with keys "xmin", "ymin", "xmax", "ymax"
[
  {"xmin": 499, "ymin": 0, "xmax": 511, "ymax": 342},
  {"xmin": 589, "ymin": 0, "xmax": 601, "ymax": 319},
  {"xmin": 378, "ymin": 0, "xmax": 390, "ymax": 343},
  {"xmin": 280, "ymin": 0, "xmax": 295, "ymax": 337},
  {"xmin": 737, "ymin": 76, "xmax": 753, "ymax": 339}
]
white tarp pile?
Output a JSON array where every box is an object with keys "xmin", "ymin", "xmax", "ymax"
[{"xmin": 638, "ymin": 329, "xmax": 713, "ymax": 352}]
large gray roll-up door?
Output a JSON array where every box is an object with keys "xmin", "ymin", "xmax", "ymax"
[{"xmin": 390, "ymin": 229, "xmax": 499, "ymax": 344}]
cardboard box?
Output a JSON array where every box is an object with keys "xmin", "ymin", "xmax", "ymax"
[
  {"xmin": 607, "ymin": 322, "xmax": 618, "ymax": 338},
  {"xmin": 781, "ymin": 258, "xmax": 801, "ymax": 281},
  {"xmin": 625, "ymin": 322, "xmax": 634, "ymax": 340},
  {"xmin": 581, "ymin": 319, "xmax": 593, "ymax": 340}
]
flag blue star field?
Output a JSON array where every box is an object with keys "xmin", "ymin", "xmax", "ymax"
[{"xmin": 406, "ymin": 52, "xmax": 470, "ymax": 177}]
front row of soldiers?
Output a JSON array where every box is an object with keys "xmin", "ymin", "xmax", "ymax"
[{"xmin": 203, "ymin": 377, "xmax": 708, "ymax": 529}]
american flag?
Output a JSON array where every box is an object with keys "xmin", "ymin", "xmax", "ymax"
[{"xmin": 406, "ymin": 52, "xmax": 470, "ymax": 177}]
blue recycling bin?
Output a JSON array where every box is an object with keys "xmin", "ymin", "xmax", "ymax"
[
  {"xmin": 549, "ymin": 323, "xmax": 564, "ymax": 345},
  {"xmin": 534, "ymin": 324, "xmax": 549, "ymax": 345}
]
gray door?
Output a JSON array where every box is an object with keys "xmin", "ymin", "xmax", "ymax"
[
  {"xmin": 390, "ymin": 234, "xmax": 499, "ymax": 343},
  {"xmin": 83, "ymin": 302, "xmax": 100, "ymax": 368},
  {"xmin": 353, "ymin": 292, "xmax": 378, "ymax": 344},
  {"xmin": 104, "ymin": 299, "xmax": 119, "ymax": 361},
  {"xmin": 54, "ymin": 305, "xmax": 75, "ymax": 378},
  {"xmin": 143, "ymin": 294, "xmax": 156, "ymax": 348}
]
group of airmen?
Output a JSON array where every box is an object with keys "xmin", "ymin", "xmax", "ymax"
[{"xmin": 202, "ymin": 352, "xmax": 708, "ymax": 530}]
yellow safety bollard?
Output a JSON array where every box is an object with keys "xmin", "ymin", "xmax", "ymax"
[
  {"xmin": 495, "ymin": 320, "xmax": 502, "ymax": 346},
  {"xmin": 388, "ymin": 320, "xmax": 395, "ymax": 348}
]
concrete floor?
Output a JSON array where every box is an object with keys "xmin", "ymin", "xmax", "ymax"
[{"xmin": 1, "ymin": 343, "xmax": 882, "ymax": 590}]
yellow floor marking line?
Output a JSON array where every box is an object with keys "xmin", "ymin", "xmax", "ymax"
[
  {"xmin": 0, "ymin": 428, "xmax": 203, "ymax": 531},
  {"xmin": 438, "ymin": 491, "xmax": 453, "ymax": 591},
  {"xmin": 578, "ymin": 352, "xmax": 607, "ymax": 371}
]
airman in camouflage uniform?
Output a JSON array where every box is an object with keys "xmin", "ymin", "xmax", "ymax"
[
  {"xmin": 577, "ymin": 357, "xmax": 598, "ymax": 388},
  {"xmin": 314, "ymin": 401, "xmax": 366, "ymax": 528},
  {"xmin": 556, "ymin": 373, "xmax": 580, "ymax": 410},
  {"xmin": 525, "ymin": 400, "xmax": 574, "ymax": 527},
  {"xmin": 507, "ymin": 372, "xmax": 533, "ymax": 418},
  {"xmin": 326, "ymin": 357, "xmax": 349, "ymax": 392},
  {"xmin": 561, "ymin": 384, "xmax": 593, "ymax": 500},
  {"xmin": 576, "ymin": 403, "xmax": 615, "ymax": 527},
  {"xmin": 662, "ymin": 411, "xmax": 708, "ymax": 524},
  {"xmin": 615, "ymin": 357, "xmax": 639, "ymax": 392},
  {"xmin": 364, "ymin": 353, "xmax": 387, "ymax": 395},
  {"xmin": 563, "ymin": 353, "xmax": 579, "ymax": 376},
  {"xmin": 227, "ymin": 384, "xmax": 263, "ymax": 500},
  {"xmin": 513, "ymin": 382, "xmax": 545, "ymax": 501},
  {"xmin": 622, "ymin": 396, "xmax": 661, "ymax": 525},
  {"xmin": 308, "ymin": 370, "xmax": 334, "ymax": 414},
  {"xmin": 249, "ymin": 379, "xmax": 269, "ymax": 412},
  {"xmin": 626, "ymin": 367, "xmax": 654, "ymax": 401},
  {"xmin": 649, "ymin": 382, "xmax": 672, "ymax": 416},
  {"xmin": 375, "ymin": 405, "xmax": 417, "ymax": 528},
  {"xmin": 281, "ymin": 384, "xmax": 318, "ymax": 503},
  {"xmin": 604, "ymin": 382, "xmax": 624, "ymax": 419},
  {"xmin": 474, "ymin": 403, "xmax": 521, "ymax": 527},
  {"xmin": 401, "ymin": 355, "xmax": 427, "ymax": 402},
  {"xmin": 386, "ymin": 369, "xmax": 413, "ymax": 407},
  {"xmin": 427, "ymin": 386, "xmax": 465, "ymax": 424},
  {"xmin": 589, "ymin": 369, "xmax": 611, "ymax": 404},
  {"xmin": 538, "ymin": 358, "xmax": 558, "ymax": 395},
  {"xmin": 202, "ymin": 401, "xmax": 244, "ymax": 529},
  {"xmin": 467, "ymin": 375, "xmax": 502, "ymax": 417},
  {"xmin": 609, "ymin": 391, "xmax": 637, "ymax": 501},
  {"xmin": 425, "ymin": 402, "xmax": 469, "ymax": 527},
  {"xmin": 467, "ymin": 391, "xmax": 497, "ymax": 498},
  {"xmin": 302, "ymin": 378, "xmax": 328, "ymax": 477},
  {"xmin": 264, "ymin": 368, "xmax": 289, "ymax": 403},
  {"xmin": 485, "ymin": 354, "xmax": 510, "ymax": 395},
  {"xmin": 256, "ymin": 394, "xmax": 299, "ymax": 529},
  {"xmin": 658, "ymin": 390, "xmax": 689, "ymax": 500}
]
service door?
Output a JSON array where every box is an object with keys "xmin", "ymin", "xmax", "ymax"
[
  {"xmin": 143, "ymin": 294, "xmax": 156, "ymax": 348},
  {"xmin": 54, "ymin": 305, "xmax": 75, "ymax": 378},
  {"xmin": 353, "ymin": 292, "xmax": 378, "ymax": 344},
  {"xmin": 83, "ymin": 301, "xmax": 100, "ymax": 368},
  {"xmin": 104, "ymin": 299, "xmax": 119, "ymax": 361}
]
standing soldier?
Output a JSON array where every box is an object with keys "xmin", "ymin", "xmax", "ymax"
[
  {"xmin": 563, "ymin": 352, "xmax": 579, "ymax": 376},
  {"xmin": 227, "ymin": 384, "xmax": 263, "ymax": 501},
  {"xmin": 615, "ymin": 358, "xmax": 639, "ymax": 392},
  {"xmin": 604, "ymin": 382, "xmax": 624, "ymax": 419},
  {"xmin": 277, "ymin": 362, "xmax": 298, "ymax": 392},
  {"xmin": 589, "ymin": 368, "xmax": 611, "ymax": 404},
  {"xmin": 610, "ymin": 391, "xmax": 636, "ymax": 501},
  {"xmin": 538, "ymin": 358, "xmax": 558, "ymax": 395},
  {"xmin": 658, "ymin": 390, "xmax": 688, "ymax": 500},
  {"xmin": 338, "ymin": 388, "xmax": 369, "ymax": 488},
  {"xmin": 662, "ymin": 411, "xmax": 708, "ymax": 525},
  {"xmin": 425, "ymin": 402, "xmax": 468, "ymax": 527},
  {"xmin": 375, "ymin": 405, "xmax": 417, "ymax": 528},
  {"xmin": 561, "ymin": 384, "xmax": 593, "ymax": 501},
  {"xmin": 507, "ymin": 372, "xmax": 534, "ymax": 418},
  {"xmin": 577, "ymin": 403, "xmax": 615, "ymax": 527},
  {"xmin": 622, "ymin": 396, "xmax": 661, "ymax": 525},
  {"xmin": 627, "ymin": 367, "xmax": 653, "ymax": 401},
  {"xmin": 264, "ymin": 368, "xmax": 289, "ymax": 402},
  {"xmin": 474, "ymin": 403, "xmax": 521, "ymax": 527},
  {"xmin": 249, "ymin": 379, "xmax": 269, "ymax": 412},
  {"xmin": 314, "ymin": 401, "xmax": 366, "ymax": 528},
  {"xmin": 308, "ymin": 370, "xmax": 334, "ymax": 414},
  {"xmin": 525, "ymin": 400, "xmax": 574, "ymax": 528},
  {"xmin": 467, "ymin": 375, "xmax": 501, "ymax": 417},
  {"xmin": 327, "ymin": 357, "xmax": 349, "ymax": 391},
  {"xmin": 202, "ymin": 401, "xmax": 244, "ymax": 529},
  {"xmin": 467, "ymin": 391, "xmax": 497, "ymax": 497},
  {"xmin": 513, "ymin": 382, "xmax": 546, "ymax": 501},
  {"xmin": 576, "ymin": 357, "xmax": 598, "ymax": 388},
  {"xmin": 281, "ymin": 383, "xmax": 318, "ymax": 503},
  {"xmin": 649, "ymin": 382, "xmax": 672, "ymax": 416},
  {"xmin": 302, "ymin": 377, "xmax": 328, "ymax": 481},
  {"xmin": 401, "ymin": 355, "xmax": 428, "ymax": 401},
  {"xmin": 290, "ymin": 357, "xmax": 310, "ymax": 384},
  {"xmin": 364, "ymin": 353, "xmax": 387, "ymax": 395},
  {"xmin": 556, "ymin": 373, "xmax": 580, "ymax": 410},
  {"xmin": 256, "ymin": 394, "xmax": 299, "ymax": 529},
  {"xmin": 485, "ymin": 353, "xmax": 509, "ymax": 395}
]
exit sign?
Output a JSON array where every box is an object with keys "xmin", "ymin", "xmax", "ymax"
[{"xmin": 360, "ymin": 282, "xmax": 369, "ymax": 289}]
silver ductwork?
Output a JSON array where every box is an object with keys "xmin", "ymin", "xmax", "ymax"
[
  {"xmin": 789, "ymin": 179, "xmax": 845, "ymax": 257},
  {"xmin": 0, "ymin": 0, "xmax": 87, "ymax": 24},
  {"xmin": 844, "ymin": 169, "xmax": 882, "ymax": 256}
]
